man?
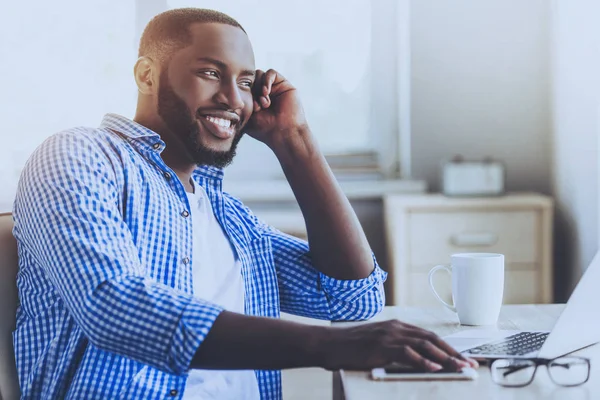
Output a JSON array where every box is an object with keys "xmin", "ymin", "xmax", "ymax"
[{"xmin": 12, "ymin": 8, "xmax": 476, "ymax": 400}]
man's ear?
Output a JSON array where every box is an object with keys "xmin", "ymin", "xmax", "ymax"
[{"xmin": 134, "ymin": 56, "xmax": 157, "ymax": 95}]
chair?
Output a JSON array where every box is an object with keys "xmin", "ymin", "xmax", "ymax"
[{"xmin": 0, "ymin": 213, "xmax": 20, "ymax": 400}]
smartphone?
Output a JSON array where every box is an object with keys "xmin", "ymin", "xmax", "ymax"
[{"xmin": 371, "ymin": 365, "xmax": 478, "ymax": 381}]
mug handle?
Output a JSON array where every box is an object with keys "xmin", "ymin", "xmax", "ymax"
[{"xmin": 428, "ymin": 265, "xmax": 457, "ymax": 313}]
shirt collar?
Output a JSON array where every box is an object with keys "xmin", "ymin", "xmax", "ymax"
[
  {"xmin": 192, "ymin": 166, "xmax": 224, "ymax": 181},
  {"xmin": 100, "ymin": 113, "xmax": 225, "ymax": 182},
  {"xmin": 100, "ymin": 113, "xmax": 161, "ymax": 142}
]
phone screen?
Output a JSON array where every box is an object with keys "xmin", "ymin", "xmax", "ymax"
[
  {"xmin": 371, "ymin": 366, "xmax": 478, "ymax": 381},
  {"xmin": 383, "ymin": 365, "xmax": 448, "ymax": 374}
]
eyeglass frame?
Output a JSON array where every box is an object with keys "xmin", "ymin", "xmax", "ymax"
[{"xmin": 489, "ymin": 356, "xmax": 591, "ymax": 388}]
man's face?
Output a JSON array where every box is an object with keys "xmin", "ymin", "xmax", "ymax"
[{"xmin": 157, "ymin": 23, "xmax": 255, "ymax": 168}]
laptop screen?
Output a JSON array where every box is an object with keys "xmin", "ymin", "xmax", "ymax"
[{"xmin": 538, "ymin": 252, "xmax": 600, "ymax": 359}]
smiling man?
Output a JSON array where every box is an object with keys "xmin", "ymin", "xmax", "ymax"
[{"xmin": 12, "ymin": 8, "xmax": 476, "ymax": 400}]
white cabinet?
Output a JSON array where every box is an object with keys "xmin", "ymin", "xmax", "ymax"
[{"xmin": 384, "ymin": 193, "xmax": 553, "ymax": 306}]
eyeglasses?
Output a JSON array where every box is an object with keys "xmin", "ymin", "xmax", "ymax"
[{"xmin": 490, "ymin": 356, "xmax": 590, "ymax": 387}]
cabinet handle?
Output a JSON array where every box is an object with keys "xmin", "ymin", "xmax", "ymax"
[{"xmin": 450, "ymin": 232, "xmax": 498, "ymax": 247}]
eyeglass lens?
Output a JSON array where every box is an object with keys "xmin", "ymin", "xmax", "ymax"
[
  {"xmin": 491, "ymin": 357, "xmax": 589, "ymax": 387},
  {"xmin": 548, "ymin": 357, "xmax": 589, "ymax": 386},
  {"xmin": 492, "ymin": 359, "xmax": 537, "ymax": 386}
]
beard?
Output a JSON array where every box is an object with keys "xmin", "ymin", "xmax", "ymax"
[{"xmin": 157, "ymin": 73, "xmax": 244, "ymax": 169}]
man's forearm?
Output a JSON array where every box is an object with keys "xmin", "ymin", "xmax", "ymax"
[
  {"xmin": 268, "ymin": 126, "xmax": 374, "ymax": 280},
  {"xmin": 191, "ymin": 310, "xmax": 477, "ymax": 373},
  {"xmin": 191, "ymin": 311, "xmax": 327, "ymax": 370}
]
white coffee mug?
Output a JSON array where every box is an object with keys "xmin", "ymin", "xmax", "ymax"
[{"xmin": 428, "ymin": 253, "xmax": 504, "ymax": 325}]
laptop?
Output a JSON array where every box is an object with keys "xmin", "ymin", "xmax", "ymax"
[{"xmin": 444, "ymin": 251, "xmax": 600, "ymax": 360}]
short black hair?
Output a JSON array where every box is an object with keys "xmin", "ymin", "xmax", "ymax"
[{"xmin": 138, "ymin": 8, "xmax": 246, "ymax": 64}]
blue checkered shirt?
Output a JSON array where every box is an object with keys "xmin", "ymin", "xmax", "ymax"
[{"xmin": 12, "ymin": 114, "xmax": 387, "ymax": 399}]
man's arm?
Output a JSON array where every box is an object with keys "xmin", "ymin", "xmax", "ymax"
[
  {"xmin": 191, "ymin": 310, "xmax": 477, "ymax": 372},
  {"xmin": 275, "ymin": 127, "xmax": 376, "ymax": 280},
  {"xmin": 245, "ymin": 69, "xmax": 376, "ymax": 281}
]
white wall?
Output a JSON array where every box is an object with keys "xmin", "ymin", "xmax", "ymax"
[
  {"xmin": 407, "ymin": 0, "xmax": 600, "ymax": 300},
  {"xmin": 410, "ymin": 0, "xmax": 552, "ymax": 194},
  {"xmin": 550, "ymin": 0, "xmax": 600, "ymax": 300}
]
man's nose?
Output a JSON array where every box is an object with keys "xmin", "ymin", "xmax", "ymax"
[{"xmin": 214, "ymin": 81, "xmax": 245, "ymax": 110}]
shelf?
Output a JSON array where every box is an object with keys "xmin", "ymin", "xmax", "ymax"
[{"xmin": 223, "ymin": 179, "xmax": 427, "ymax": 202}]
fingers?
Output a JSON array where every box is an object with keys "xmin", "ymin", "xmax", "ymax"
[
  {"xmin": 251, "ymin": 68, "xmax": 288, "ymax": 112},
  {"xmin": 397, "ymin": 345, "xmax": 443, "ymax": 372},
  {"xmin": 260, "ymin": 69, "xmax": 277, "ymax": 108},
  {"xmin": 404, "ymin": 338, "xmax": 470, "ymax": 371},
  {"xmin": 252, "ymin": 69, "xmax": 265, "ymax": 112},
  {"xmin": 252, "ymin": 68, "xmax": 276, "ymax": 109},
  {"xmin": 397, "ymin": 325, "xmax": 478, "ymax": 370},
  {"xmin": 425, "ymin": 332, "xmax": 479, "ymax": 368}
]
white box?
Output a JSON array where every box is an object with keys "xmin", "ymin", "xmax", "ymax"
[{"xmin": 442, "ymin": 160, "xmax": 505, "ymax": 197}]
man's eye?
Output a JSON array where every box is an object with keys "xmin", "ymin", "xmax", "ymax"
[
  {"xmin": 199, "ymin": 70, "xmax": 219, "ymax": 78},
  {"xmin": 240, "ymin": 80, "xmax": 253, "ymax": 88}
]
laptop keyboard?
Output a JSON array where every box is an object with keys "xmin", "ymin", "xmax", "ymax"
[{"xmin": 465, "ymin": 332, "xmax": 550, "ymax": 356}]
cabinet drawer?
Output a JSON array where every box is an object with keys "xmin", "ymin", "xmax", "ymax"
[
  {"xmin": 408, "ymin": 211, "xmax": 539, "ymax": 268},
  {"xmin": 406, "ymin": 270, "xmax": 539, "ymax": 307}
]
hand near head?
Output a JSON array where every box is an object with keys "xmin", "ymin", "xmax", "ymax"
[{"xmin": 244, "ymin": 69, "xmax": 309, "ymax": 148}]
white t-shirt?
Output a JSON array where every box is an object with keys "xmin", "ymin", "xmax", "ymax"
[{"xmin": 182, "ymin": 186, "xmax": 260, "ymax": 400}]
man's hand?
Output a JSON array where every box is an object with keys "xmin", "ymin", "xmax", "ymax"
[
  {"xmin": 192, "ymin": 312, "xmax": 479, "ymax": 372},
  {"xmin": 320, "ymin": 320, "xmax": 479, "ymax": 372},
  {"xmin": 244, "ymin": 69, "xmax": 308, "ymax": 149}
]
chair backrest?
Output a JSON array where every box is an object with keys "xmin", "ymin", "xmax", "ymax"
[{"xmin": 0, "ymin": 213, "xmax": 20, "ymax": 400}]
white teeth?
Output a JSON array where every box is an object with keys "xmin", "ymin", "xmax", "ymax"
[{"xmin": 205, "ymin": 116, "xmax": 233, "ymax": 128}]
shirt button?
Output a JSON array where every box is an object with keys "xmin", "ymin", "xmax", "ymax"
[
  {"xmin": 169, "ymin": 389, "xmax": 178, "ymax": 396},
  {"xmin": 182, "ymin": 257, "xmax": 190, "ymax": 265},
  {"xmin": 163, "ymin": 172, "xmax": 171, "ymax": 180},
  {"xmin": 152, "ymin": 143, "xmax": 161, "ymax": 150},
  {"xmin": 181, "ymin": 210, "xmax": 190, "ymax": 218}
]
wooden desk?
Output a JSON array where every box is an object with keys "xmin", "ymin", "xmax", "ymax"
[{"xmin": 334, "ymin": 305, "xmax": 598, "ymax": 400}]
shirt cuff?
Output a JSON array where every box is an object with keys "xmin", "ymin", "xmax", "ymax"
[
  {"xmin": 167, "ymin": 298, "xmax": 224, "ymax": 375},
  {"xmin": 318, "ymin": 261, "xmax": 388, "ymax": 303}
]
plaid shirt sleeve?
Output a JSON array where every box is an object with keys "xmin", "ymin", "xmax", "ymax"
[
  {"xmin": 13, "ymin": 131, "xmax": 223, "ymax": 376},
  {"xmin": 224, "ymin": 197, "xmax": 387, "ymax": 322},
  {"xmin": 268, "ymin": 229, "xmax": 387, "ymax": 321}
]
